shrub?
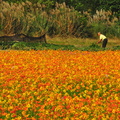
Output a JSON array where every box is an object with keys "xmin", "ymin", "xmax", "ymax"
[{"xmin": 87, "ymin": 9, "xmax": 120, "ymax": 38}]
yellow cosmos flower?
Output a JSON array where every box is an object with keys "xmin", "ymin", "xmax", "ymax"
[
  {"xmin": 1, "ymin": 50, "xmax": 120, "ymax": 119},
  {"xmin": 8, "ymin": 106, "xmax": 13, "ymax": 110},
  {"xmin": 27, "ymin": 103, "xmax": 31, "ymax": 108},
  {"xmin": 102, "ymin": 118, "xmax": 107, "ymax": 120},
  {"xmin": 115, "ymin": 96, "xmax": 119, "ymax": 100},
  {"xmin": 22, "ymin": 111, "xmax": 26, "ymax": 116},
  {"xmin": 16, "ymin": 116, "xmax": 22, "ymax": 120},
  {"xmin": 6, "ymin": 114, "xmax": 10, "ymax": 119}
]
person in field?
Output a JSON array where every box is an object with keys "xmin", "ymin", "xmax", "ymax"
[{"xmin": 97, "ymin": 32, "xmax": 108, "ymax": 48}]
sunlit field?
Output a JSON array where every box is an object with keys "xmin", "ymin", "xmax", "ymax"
[{"xmin": 0, "ymin": 50, "xmax": 120, "ymax": 120}]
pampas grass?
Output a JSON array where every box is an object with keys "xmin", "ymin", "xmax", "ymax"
[{"xmin": 0, "ymin": 1, "xmax": 120, "ymax": 38}]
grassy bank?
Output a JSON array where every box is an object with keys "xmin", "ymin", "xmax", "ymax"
[{"xmin": 0, "ymin": 36, "xmax": 120, "ymax": 51}]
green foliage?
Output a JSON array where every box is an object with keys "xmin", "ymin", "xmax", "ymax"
[
  {"xmin": 91, "ymin": 23, "xmax": 120, "ymax": 38},
  {"xmin": 2, "ymin": 0, "xmax": 25, "ymax": 3},
  {"xmin": 1, "ymin": 41, "xmax": 120, "ymax": 51},
  {"xmin": 27, "ymin": 14, "xmax": 48, "ymax": 36},
  {"xmin": 98, "ymin": 0, "xmax": 120, "ymax": 17},
  {"xmin": 80, "ymin": 43, "xmax": 103, "ymax": 51},
  {"xmin": 0, "ymin": 41, "xmax": 15, "ymax": 50},
  {"xmin": 37, "ymin": 0, "xmax": 55, "ymax": 12},
  {"xmin": 89, "ymin": 43, "xmax": 100, "ymax": 48},
  {"xmin": 112, "ymin": 46, "xmax": 120, "ymax": 51},
  {"xmin": 9, "ymin": 42, "xmax": 77, "ymax": 50},
  {"xmin": 87, "ymin": 9, "xmax": 120, "ymax": 38}
]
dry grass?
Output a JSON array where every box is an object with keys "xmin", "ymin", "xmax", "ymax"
[{"xmin": 107, "ymin": 38, "xmax": 120, "ymax": 48}]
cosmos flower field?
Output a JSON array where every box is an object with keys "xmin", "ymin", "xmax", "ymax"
[{"xmin": 0, "ymin": 50, "xmax": 120, "ymax": 120}]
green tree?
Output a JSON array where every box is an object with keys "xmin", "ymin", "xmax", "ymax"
[{"xmin": 98, "ymin": 0, "xmax": 120, "ymax": 17}]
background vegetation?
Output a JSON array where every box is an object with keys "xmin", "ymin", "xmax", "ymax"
[{"xmin": 0, "ymin": 0, "xmax": 120, "ymax": 38}]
